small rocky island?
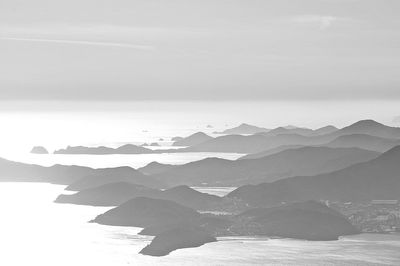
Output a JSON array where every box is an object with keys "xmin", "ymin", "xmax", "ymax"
[{"xmin": 30, "ymin": 146, "xmax": 49, "ymax": 154}]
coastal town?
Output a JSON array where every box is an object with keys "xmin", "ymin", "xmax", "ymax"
[{"xmin": 329, "ymin": 200, "xmax": 400, "ymax": 233}]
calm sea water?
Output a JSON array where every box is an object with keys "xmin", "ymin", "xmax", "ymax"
[{"xmin": 0, "ymin": 183, "xmax": 399, "ymax": 266}]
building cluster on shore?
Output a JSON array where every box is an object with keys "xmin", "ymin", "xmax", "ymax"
[{"xmin": 329, "ymin": 200, "xmax": 400, "ymax": 233}]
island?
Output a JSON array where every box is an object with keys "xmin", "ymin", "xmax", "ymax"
[{"xmin": 30, "ymin": 146, "xmax": 49, "ymax": 154}]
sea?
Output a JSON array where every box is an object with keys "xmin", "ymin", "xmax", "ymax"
[{"xmin": 1, "ymin": 102, "xmax": 400, "ymax": 265}]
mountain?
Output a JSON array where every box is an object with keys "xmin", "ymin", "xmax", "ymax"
[
  {"xmin": 171, "ymin": 136, "xmax": 184, "ymax": 141},
  {"xmin": 90, "ymin": 197, "xmax": 201, "ymax": 227},
  {"xmin": 64, "ymin": 166, "xmax": 164, "ymax": 191},
  {"xmin": 160, "ymin": 185, "xmax": 222, "ymax": 210},
  {"xmin": 189, "ymin": 120, "xmax": 400, "ymax": 153},
  {"xmin": 239, "ymin": 144, "xmax": 305, "ymax": 159},
  {"xmin": 214, "ymin": 123, "xmax": 270, "ymax": 135},
  {"xmin": 139, "ymin": 215, "xmax": 232, "ymax": 236},
  {"xmin": 325, "ymin": 134, "xmax": 400, "ymax": 152},
  {"xmin": 138, "ymin": 200, "xmax": 358, "ymax": 256},
  {"xmin": 187, "ymin": 130, "xmax": 342, "ymax": 153},
  {"xmin": 0, "ymin": 157, "xmax": 92, "ymax": 184},
  {"xmin": 55, "ymin": 182, "xmax": 161, "ymax": 206},
  {"xmin": 234, "ymin": 201, "xmax": 359, "ymax": 241},
  {"xmin": 153, "ymin": 147, "xmax": 379, "ymax": 187},
  {"xmin": 138, "ymin": 162, "xmax": 176, "ymax": 175},
  {"xmin": 227, "ymin": 145, "xmax": 400, "ymax": 207},
  {"xmin": 0, "ymin": 157, "xmax": 163, "ymax": 188},
  {"xmin": 188, "ymin": 134, "xmax": 271, "ymax": 153},
  {"xmin": 54, "ymin": 144, "xmax": 153, "ymax": 154},
  {"xmin": 264, "ymin": 127, "xmax": 315, "ymax": 136},
  {"xmin": 241, "ymin": 132, "xmax": 399, "ymax": 159},
  {"xmin": 337, "ymin": 119, "xmax": 400, "ymax": 139},
  {"xmin": 172, "ymin": 132, "xmax": 213, "ymax": 147},
  {"xmin": 314, "ymin": 125, "xmax": 338, "ymax": 135},
  {"xmin": 30, "ymin": 146, "xmax": 49, "ymax": 154},
  {"xmin": 258, "ymin": 125, "xmax": 338, "ymax": 137},
  {"xmin": 57, "ymin": 183, "xmax": 221, "ymax": 210},
  {"xmin": 139, "ymin": 225, "xmax": 216, "ymax": 256}
]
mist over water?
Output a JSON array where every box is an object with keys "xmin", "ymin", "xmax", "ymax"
[{"xmin": 1, "ymin": 100, "xmax": 399, "ymax": 156}]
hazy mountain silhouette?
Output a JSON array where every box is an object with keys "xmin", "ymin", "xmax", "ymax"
[
  {"xmin": 313, "ymin": 125, "xmax": 339, "ymax": 135},
  {"xmin": 261, "ymin": 125, "xmax": 338, "ymax": 137},
  {"xmin": 241, "ymin": 130, "xmax": 399, "ymax": 159},
  {"xmin": 57, "ymin": 183, "xmax": 221, "ymax": 210},
  {"xmin": 30, "ymin": 146, "xmax": 49, "ymax": 154},
  {"xmin": 54, "ymin": 144, "xmax": 153, "ymax": 154},
  {"xmin": 325, "ymin": 134, "xmax": 400, "ymax": 152},
  {"xmin": 149, "ymin": 142, "xmax": 160, "ymax": 146},
  {"xmin": 214, "ymin": 123, "xmax": 270, "ymax": 135},
  {"xmin": 55, "ymin": 182, "xmax": 161, "ymax": 206},
  {"xmin": 234, "ymin": 201, "xmax": 358, "ymax": 241},
  {"xmin": 139, "ymin": 225, "xmax": 216, "ymax": 256},
  {"xmin": 336, "ymin": 119, "xmax": 400, "ymax": 139},
  {"xmin": 91, "ymin": 197, "xmax": 201, "ymax": 227},
  {"xmin": 172, "ymin": 132, "xmax": 213, "ymax": 146},
  {"xmin": 64, "ymin": 166, "xmax": 164, "ymax": 191},
  {"xmin": 187, "ymin": 134, "xmax": 286, "ymax": 153},
  {"xmin": 138, "ymin": 162, "xmax": 177, "ymax": 175},
  {"xmin": 263, "ymin": 126, "xmax": 315, "ymax": 136},
  {"xmin": 227, "ymin": 145, "xmax": 400, "ymax": 206},
  {"xmin": 190, "ymin": 120, "xmax": 399, "ymax": 153},
  {"xmin": 0, "ymin": 157, "xmax": 91, "ymax": 184},
  {"xmin": 0, "ymin": 157, "xmax": 163, "ymax": 189},
  {"xmin": 239, "ymin": 144, "xmax": 306, "ymax": 159},
  {"xmin": 153, "ymin": 147, "xmax": 379, "ymax": 187},
  {"xmin": 171, "ymin": 136, "xmax": 184, "ymax": 141}
]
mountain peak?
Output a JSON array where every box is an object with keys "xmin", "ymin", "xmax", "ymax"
[
  {"xmin": 347, "ymin": 119, "xmax": 385, "ymax": 129},
  {"xmin": 191, "ymin": 132, "xmax": 209, "ymax": 137}
]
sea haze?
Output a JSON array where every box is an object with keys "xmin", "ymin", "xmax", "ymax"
[{"xmin": 0, "ymin": 100, "xmax": 399, "ymax": 156}]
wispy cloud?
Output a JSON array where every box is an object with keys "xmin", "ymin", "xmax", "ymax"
[
  {"xmin": 292, "ymin": 15, "xmax": 342, "ymax": 30},
  {"xmin": 0, "ymin": 36, "xmax": 155, "ymax": 50}
]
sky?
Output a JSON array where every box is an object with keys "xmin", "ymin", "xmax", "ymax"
[{"xmin": 1, "ymin": 0, "xmax": 400, "ymax": 101}]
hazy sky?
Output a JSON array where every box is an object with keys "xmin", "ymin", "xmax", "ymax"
[{"xmin": 1, "ymin": 0, "xmax": 399, "ymax": 101}]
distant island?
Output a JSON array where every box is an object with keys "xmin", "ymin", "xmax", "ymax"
[
  {"xmin": 30, "ymin": 146, "xmax": 49, "ymax": 154},
  {"xmin": 214, "ymin": 123, "xmax": 270, "ymax": 135},
  {"xmin": 0, "ymin": 157, "xmax": 164, "ymax": 188},
  {"xmin": 54, "ymin": 144, "xmax": 154, "ymax": 154},
  {"xmin": 172, "ymin": 132, "xmax": 213, "ymax": 146},
  {"xmin": 51, "ymin": 120, "xmax": 400, "ymax": 155}
]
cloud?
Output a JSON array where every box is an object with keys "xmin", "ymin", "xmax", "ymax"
[
  {"xmin": 0, "ymin": 36, "xmax": 155, "ymax": 50},
  {"xmin": 292, "ymin": 15, "xmax": 341, "ymax": 30}
]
